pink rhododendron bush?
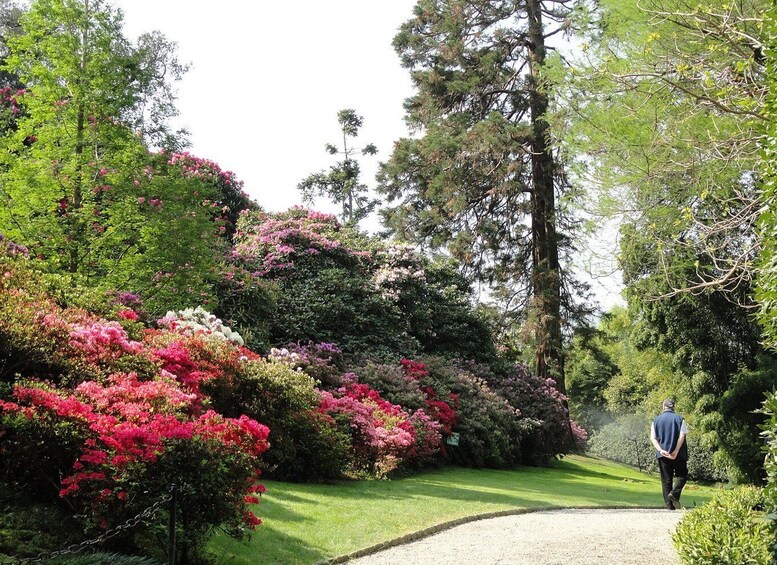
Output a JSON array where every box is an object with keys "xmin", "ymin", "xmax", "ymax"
[
  {"xmin": 223, "ymin": 207, "xmax": 498, "ymax": 362},
  {"xmin": 0, "ymin": 250, "xmax": 269, "ymax": 561}
]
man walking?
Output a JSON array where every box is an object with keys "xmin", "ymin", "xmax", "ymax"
[{"xmin": 650, "ymin": 398, "xmax": 688, "ymax": 510}]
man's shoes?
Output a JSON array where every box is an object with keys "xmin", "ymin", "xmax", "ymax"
[{"xmin": 668, "ymin": 493, "xmax": 682, "ymax": 510}]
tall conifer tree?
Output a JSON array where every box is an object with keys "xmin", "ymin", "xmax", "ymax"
[{"xmin": 378, "ymin": 0, "xmax": 574, "ymax": 387}]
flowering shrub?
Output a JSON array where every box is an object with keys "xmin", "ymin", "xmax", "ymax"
[
  {"xmin": 355, "ymin": 361, "xmax": 427, "ymax": 411},
  {"xmin": 410, "ymin": 357, "xmax": 524, "ymax": 467},
  {"xmin": 268, "ymin": 341, "xmax": 344, "ymax": 387},
  {"xmin": 318, "ymin": 378, "xmax": 419, "ymax": 477},
  {"xmin": 0, "ymin": 87, "xmax": 24, "ymax": 132},
  {"xmin": 0, "ymin": 376, "xmax": 269, "ymax": 558},
  {"xmin": 230, "ymin": 208, "xmax": 416, "ymax": 358},
  {"xmin": 401, "ymin": 358, "xmax": 458, "ymax": 435},
  {"xmin": 233, "ymin": 207, "xmax": 370, "ymax": 278},
  {"xmin": 373, "ymin": 244, "xmax": 426, "ymax": 301},
  {"xmin": 0, "ymin": 252, "xmax": 272, "ymax": 560},
  {"xmin": 479, "ymin": 362, "xmax": 571, "ymax": 464},
  {"xmin": 158, "ymin": 305, "xmax": 245, "ymax": 346},
  {"xmin": 0, "ymin": 232, "xmax": 29, "ymax": 257}
]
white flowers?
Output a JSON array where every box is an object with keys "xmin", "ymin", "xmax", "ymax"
[{"xmin": 158, "ymin": 306, "xmax": 245, "ymax": 346}]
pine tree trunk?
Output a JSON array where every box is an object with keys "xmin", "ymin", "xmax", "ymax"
[{"xmin": 526, "ymin": 0, "xmax": 565, "ymax": 393}]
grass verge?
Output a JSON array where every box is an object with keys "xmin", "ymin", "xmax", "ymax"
[{"xmin": 208, "ymin": 455, "xmax": 720, "ymax": 564}]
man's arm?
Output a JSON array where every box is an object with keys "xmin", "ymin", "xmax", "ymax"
[
  {"xmin": 650, "ymin": 422, "xmax": 671, "ymax": 457},
  {"xmin": 670, "ymin": 432, "xmax": 686, "ymax": 459}
]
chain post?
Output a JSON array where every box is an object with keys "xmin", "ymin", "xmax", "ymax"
[{"xmin": 168, "ymin": 484, "xmax": 177, "ymax": 565}]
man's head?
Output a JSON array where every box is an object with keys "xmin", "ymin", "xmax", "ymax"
[{"xmin": 662, "ymin": 398, "xmax": 675, "ymax": 411}]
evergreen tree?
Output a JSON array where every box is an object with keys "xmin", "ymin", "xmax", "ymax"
[
  {"xmin": 378, "ymin": 0, "xmax": 576, "ymax": 386},
  {"xmin": 298, "ymin": 108, "xmax": 379, "ymax": 227}
]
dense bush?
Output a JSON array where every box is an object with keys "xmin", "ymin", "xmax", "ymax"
[
  {"xmin": 477, "ymin": 362, "xmax": 572, "ymax": 464},
  {"xmin": 208, "ymin": 358, "xmax": 350, "ymax": 482},
  {"xmin": 759, "ymin": 390, "xmax": 777, "ymax": 563},
  {"xmin": 673, "ymin": 486, "xmax": 773, "ymax": 564},
  {"xmin": 416, "ymin": 357, "xmax": 524, "ymax": 467},
  {"xmin": 269, "ymin": 341, "xmax": 346, "ymax": 388},
  {"xmin": 353, "ymin": 361, "xmax": 427, "ymax": 412},
  {"xmin": 716, "ymin": 359, "xmax": 777, "ymax": 483},
  {"xmin": 0, "ymin": 254, "xmax": 271, "ymax": 562},
  {"xmin": 230, "ymin": 208, "xmax": 497, "ymax": 361}
]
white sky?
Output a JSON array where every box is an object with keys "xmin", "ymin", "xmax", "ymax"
[
  {"xmin": 114, "ymin": 0, "xmax": 624, "ymax": 310},
  {"xmin": 114, "ymin": 0, "xmax": 417, "ymax": 216}
]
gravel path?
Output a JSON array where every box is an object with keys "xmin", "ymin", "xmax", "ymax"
[{"xmin": 345, "ymin": 508, "xmax": 683, "ymax": 565}]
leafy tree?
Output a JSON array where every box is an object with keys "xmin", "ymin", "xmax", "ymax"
[
  {"xmin": 298, "ymin": 108, "xmax": 379, "ymax": 226},
  {"xmin": 566, "ymin": 307, "xmax": 683, "ymax": 426},
  {"xmin": 377, "ymin": 0, "xmax": 581, "ymax": 387},
  {"xmin": 0, "ymin": 0, "xmax": 233, "ymax": 313},
  {"xmin": 566, "ymin": 0, "xmax": 767, "ymax": 299},
  {"xmin": 563, "ymin": 0, "xmax": 772, "ymax": 482},
  {"xmin": 0, "ymin": 1, "xmax": 21, "ymax": 91},
  {"xmin": 757, "ymin": 8, "xmax": 777, "ymax": 352}
]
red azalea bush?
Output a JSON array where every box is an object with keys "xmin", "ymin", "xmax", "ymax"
[
  {"xmin": 0, "ymin": 250, "xmax": 271, "ymax": 561},
  {"xmin": 0, "ymin": 377, "xmax": 269, "ymax": 560}
]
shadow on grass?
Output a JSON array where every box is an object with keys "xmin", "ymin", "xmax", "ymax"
[
  {"xmin": 210, "ymin": 526, "xmax": 327, "ymax": 565},
  {"xmin": 290, "ymin": 459, "xmax": 658, "ymax": 508}
]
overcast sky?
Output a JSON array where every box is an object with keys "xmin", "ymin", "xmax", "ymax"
[
  {"xmin": 114, "ymin": 0, "xmax": 417, "ymax": 216},
  {"xmin": 113, "ymin": 0, "xmax": 624, "ymax": 309}
]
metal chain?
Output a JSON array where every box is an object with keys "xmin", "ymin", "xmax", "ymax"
[{"xmin": 4, "ymin": 492, "xmax": 173, "ymax": 564}]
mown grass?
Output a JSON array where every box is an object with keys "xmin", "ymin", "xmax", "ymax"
[{"xmin": 208, "ymin": 455, "xmax": 720, "ymax": 564}]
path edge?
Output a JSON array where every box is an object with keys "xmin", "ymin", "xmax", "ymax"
[{"xmin": 314, "ymin": 505, "xmax": 668, "ymax": 565}]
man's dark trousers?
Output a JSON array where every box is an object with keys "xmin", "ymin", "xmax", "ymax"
[{"xmin": 658, "ymin": 457, "xmax": 687, "ymax": 509}]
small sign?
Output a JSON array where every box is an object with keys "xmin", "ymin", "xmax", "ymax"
[{"xmin": 446, "ymin": 432, "xmax": 460, "ymax": 446}]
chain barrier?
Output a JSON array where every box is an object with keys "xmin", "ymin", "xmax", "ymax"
[{"xmin": 2, "ymin": 492, "xmax": 173, "ymax": 564}]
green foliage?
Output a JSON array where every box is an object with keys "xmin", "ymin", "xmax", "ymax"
[
  {"xmin": 566, "ymin": 307, "xmax": 684, "ymax": 424},
  {"xmin": 421, "ymin": 357, "xmax": 523, "ymax": 468},
  {"xmin": 52, "ymin": 555, "xmax": 158, "ymax": 565},
  {"xmin": 758, "ymin": 390, "xmax": 777, "ymax": 562},
  {"xmin": 757, "ymin": 8, "xmax": 777, "ymax": 353},
  {"xmin": 565, "ymin": 326, "xmax": 618, "ymax": 430},
  {"xmin": 297, "ymin": 108, "xmax": 379, "ymax": 226},
  {"xmin": 716, "ymin": 360, "xmax": 777, "ymax": 483},
  {"xmin": 673, "ymin": 486, "xmax": 774, "ymax": 565},
  {"xmin": 0, "ymin": 0, "xmax": 236, "ymax": 315},
  {"xmin": 207, "ymin": 360, "xmax": 350, "ymax": 482},
  {"xmin": 587, "ymin": 413, "xmax": 725, "ymax": 482},
  {"xmin": 0, "ymin": 487, "xmax": 82, "ymax": 559}
]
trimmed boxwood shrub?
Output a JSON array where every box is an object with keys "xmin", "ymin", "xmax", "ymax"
[{"xmin": 673, "ymin": 486, "xmax": 774, "ymax": 564}]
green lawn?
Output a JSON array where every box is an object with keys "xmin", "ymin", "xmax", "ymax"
[{"xmin": 208, "ymin": 455, "xmax": 720, "ymax": 564}]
